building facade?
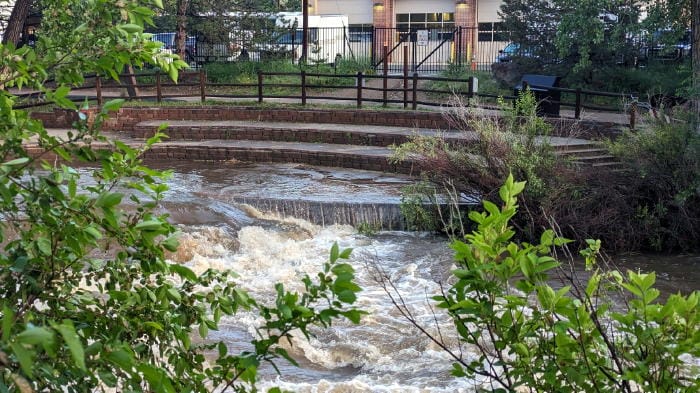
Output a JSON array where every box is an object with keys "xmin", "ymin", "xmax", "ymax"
[{"xmin": 309, "ymin": 0, "xmax": 506, "ymax": 67}]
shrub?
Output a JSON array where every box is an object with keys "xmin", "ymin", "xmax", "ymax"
[
  {"xmin": 605, "ymin": 114, "xmax": 700, "ymax": 250},
  {"xmin": 391, "ymin": 89, "xmax": 559, "ymax": 217},
  {"xmin": 0, "ymin": 1, "xmax": 363, "ymax": 391},
  {"xmin": 389, "ymin": 175, "xmax": 700, "ymax": 392}
]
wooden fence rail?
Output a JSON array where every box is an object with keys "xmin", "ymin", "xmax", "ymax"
[{"xmin": 19, "ymin": 69, "xmax": 641, "ymax": 127}]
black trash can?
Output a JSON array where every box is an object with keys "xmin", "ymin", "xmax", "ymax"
[{"xmin": 514, "ymin": 74, "xmax": 561, "ymax": 116}]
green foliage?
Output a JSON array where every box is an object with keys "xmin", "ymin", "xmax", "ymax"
[
  {"xmin": 605, "ymin": 114, "xmax": 700, "ymax": 251},
  {"xmin": 398, "ymin": 182, "xmax": 441, "ymax": 232},
  {"xmin": 356, "ymin": 222, "xmax": 381, "ymax": 237},
  {"xmin": 432, "ymin": 64, "xmax": 507, "ymax": 96},
  {"xmin": 432, "ymin": 175, "xmax": 700, "ymax": 392},
  {"xmin": 392, "ymin": 89, "xmax": 557, "ymax": 208},
  {"xmin": 0, "ymin": 1, "xmax": 363, "ymax": 392},
  {"xmin": 333, "ymin": 57, "xmax": 375, "ymax": 76}
]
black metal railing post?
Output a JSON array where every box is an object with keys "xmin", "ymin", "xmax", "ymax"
[
  {"xmin": 403, "ymin": 46, "xmax": 409, "ymax": 108},
  {"xmin": 383, "ymin": 45, "xmax": 388, "ymax": 107},
  {"xmin": 257, "ymin": 71, "xmax": 263, "ymax": 103}
]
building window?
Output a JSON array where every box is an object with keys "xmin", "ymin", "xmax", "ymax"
[
  {"xmin": 395, "ymin": 12, "xmax": 455, "ymax": 40},
  {"xmin": 349, "ymin": 24, "xmax": 373, "ymax": 42},
  {"xmin": 478, "ymin": 22, "xmax": 509, "ymax": 42}
]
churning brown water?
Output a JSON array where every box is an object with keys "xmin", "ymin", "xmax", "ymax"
[{"xmin": 144, "ymin": 161, "xmax": 698, "ymax": 392}]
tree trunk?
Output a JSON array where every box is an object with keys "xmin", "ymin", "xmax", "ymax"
[
  {"xmin": 693, "ymin": 0, "xmax": 700, "ymax": 129},
  {"xmin": 2, "ymin": 0, "xmax": 31, "ymax": 45},
  {"xmin": 175, "ymin": 0, "xmax": 190, "ymax": 60}
]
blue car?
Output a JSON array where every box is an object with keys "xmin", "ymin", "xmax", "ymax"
[{"xmin": 497, "ymin": 43, "xmax": 535, "ymax": 62}]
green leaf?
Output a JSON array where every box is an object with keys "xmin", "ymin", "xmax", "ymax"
[
  {"xmin": 36, "ymin": 237, "xmax": 52, "ymax": 256},
  {"xmin": 162, "ymin": 236, "xmax": 179, "ymax": 252},
  {"xmin": 166, "ymin": 288, "xmax": 181, "ymax": 303},
  {"xmin": 2, "ymin": 157, "xmax": 29, "ymax": 167},
  {"xmin": 84, "ymin": 226, "xmax": 102, "ymax": 240},
  {"xmin": 329, "ymin": 242, "xmax": 339, "ymax": 263},
  {"xmin": 96, "ymin": 192, "xmax": 123, "ymax": 208},
  {"xmin": 106, "ymin": 349, "xmax": 134, "ymax": 371},
  {"xmin": 198, "ymin": 323, "xmax": 208, "ymax": 338},
  {"xmin": 10, "ymin": 343, "xmax": 34, "ymax": 378},
  {"xmin": 17, "ymin": 326, "xmax": 54, "ymax": 346},
  {"xmin": 135, "ymin": 219, "xmax": 163, "ymax": 231},
  {"xmin": 101, "ymin": 99, "xmax": 125, "ymax": 113},
  {"xmin": 170, "ymin": 264, "xmax": 196, "ymax": 281},
  {"xmin": 2, "ymin": 305, "xmax": 15, "ymax": 341},
  {"xmin": 55, "ymin": 321, "xmax": 86, "ymax": 371},
  {"xmin": 120, "ymin": 24, "xmax": 143, "ymax": 33}
]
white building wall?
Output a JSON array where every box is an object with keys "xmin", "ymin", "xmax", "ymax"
[
  {"xmin": 394, "ymin": 0, "xmax": 454, "ymax": 14},
  {"xmin": 478, "ymin": 0, "xmax": 502, "ymax": 22},
  {"xmin": 314, "ymin": 0, "xmax": 504, "ymax": 25},
  {"xmin": 315, "ymin": 0, "xmax": 373, "ymax": 25},
  {"xmin": 0, "ymin": 0, "xmax": 15, "ymax": 39}
]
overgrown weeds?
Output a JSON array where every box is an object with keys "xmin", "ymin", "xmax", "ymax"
[{"xmin": 391, "ymin": 89, "xmax": 700, "ymax": 252}]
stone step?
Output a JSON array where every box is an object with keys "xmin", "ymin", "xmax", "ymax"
[
  {"xmin": 132, "ymin": 120, "xmax": 457, "ymax": 148},
  {"xmin": 133, "ymin": 120, "xmax": 597, "ymax": 154},
  {"xmin": 138, "ymin": 139, "xmax": 418, "ymax": 174},
  {"xmin": 557, "ymin": 147, "xmax": 610, "ymax": 158},
  {"xmin": 567, "ymin": 154, "xmax": 617, "ymax": 164}
]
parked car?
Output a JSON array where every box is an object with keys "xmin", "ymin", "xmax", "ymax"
[
  {"xmin": 496, "ymin": 43, "xmax": 536, "ymax": 62},
  {"xmin": 150, "ymin": 32, "xmax": 197, "ymax": 62},
  {"xmin": 641, "ymin": 29, "xmax": 691, "ymax": 61}
]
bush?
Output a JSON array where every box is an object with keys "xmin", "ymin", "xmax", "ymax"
[
  {"xmin": 427, "ymin": 63, "xmax": 508, "ymax": 98},
  {"xmin": 390, "ymin": 175, "xmax": 700, "ymax": 392},
  {"xmin": 606, "ymin": 115, "xmax": 700, "ymax": 250},
  {"xmin": 392, "ymin": 89, "xmax": 559, "ymax": 210},
  {"xmin": 0, "ymin": 2, "xmax": 363, "ymax": 392}
]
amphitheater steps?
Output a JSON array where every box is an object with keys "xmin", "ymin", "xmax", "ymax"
[
  {"xmin": 132, "ymin": 120, "xmax": 466, "ymax": 147},
  {"xmin": 556, "ymin": 143, "xmax": 621, "ymax": 168},
  {"xmin": 128, "ymin": 120, "xmax": 620, "ymax": 172}
]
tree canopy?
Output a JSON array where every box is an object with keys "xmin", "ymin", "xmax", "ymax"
[{"xmin": 499, "ymin": 0, "xmax": 692, "ymax": 72}]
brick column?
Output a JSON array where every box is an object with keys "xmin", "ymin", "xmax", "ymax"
[
  {"xmin": 454, "ymin": 0, "xmax": 477, "ymax": 65},
  {"xmin": 372, "ymin": 0, "xmax": 394, "ymax": 64}
]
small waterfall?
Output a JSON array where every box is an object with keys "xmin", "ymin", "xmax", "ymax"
[{"xmin": 230, "ymin": 197, "xmax": 407, "ymax": 230}]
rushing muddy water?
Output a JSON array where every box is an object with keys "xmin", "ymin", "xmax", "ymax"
[{"xmin": 144, "ymin": 161, "xmax": 699, "ymax": 392}]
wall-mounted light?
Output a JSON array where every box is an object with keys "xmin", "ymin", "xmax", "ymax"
[
  {"xmin": 373, "ymin": 2, "xmax": 384, "ymax": 9},
  {"xmin": 456, "ymin": 0, "xmax": 468, "ymax": 6}
]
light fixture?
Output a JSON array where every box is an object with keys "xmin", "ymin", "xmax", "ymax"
[
  {"xmin": 373, "ymin": 2, "xmax": 384, "ymax": 8},
  {"xmin": 456, "ymin": 0, "xmax": 467, "ymax": 4}
]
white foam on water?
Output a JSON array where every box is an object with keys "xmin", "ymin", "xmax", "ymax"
[{"xmin": 171, "ymin": 210, "xmax": 483, "ymax": 391}]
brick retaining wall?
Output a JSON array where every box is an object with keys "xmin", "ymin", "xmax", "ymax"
[{"xmin": 32, "ymin": 106, "xmax": 623, "ymax": 139}]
